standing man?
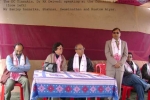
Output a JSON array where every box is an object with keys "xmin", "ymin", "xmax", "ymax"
[
  {"xmin": 0, "ymin": 43, "xmax": 31, "ymax": 100},
  {"xmin": 105, "ymin": 28, "xmax": 128, "ymax": 99}
]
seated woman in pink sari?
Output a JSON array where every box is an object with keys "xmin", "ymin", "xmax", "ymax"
[{"xmin": 45, "ymin": 42, "xmax": 67, "ymax": 100}]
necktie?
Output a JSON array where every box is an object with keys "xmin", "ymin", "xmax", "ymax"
[{"xmin": 116, "ymin": 40, "xmax": 119, "ymax": 49}]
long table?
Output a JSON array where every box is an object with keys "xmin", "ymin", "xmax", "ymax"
[{"xmin": 30, "ymin": 70, "xmax": 118, "ymax": 100}]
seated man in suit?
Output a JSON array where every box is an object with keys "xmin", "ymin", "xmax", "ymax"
[
  {"xmin": 122, "ymin": 52, "xmax": 150, "ymax": 100},
  {"xmin": 0, "ymin": 43, "xmax": 31, "ymax": 100},
  {"xmin": 141, "ymin": 55, "xmax": 150, "ymax": 83},
  {"xmin": 67, "ymin": 43, "xmax": 94, "ymax": 72},
  {"xmin": 67, "ymin": 43, "xmax": 94, "ymax": 100}
]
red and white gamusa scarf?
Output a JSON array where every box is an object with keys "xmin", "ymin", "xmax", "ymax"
[
  {"xmin": 111, "ymin": 38, "xmax": 121, "ymax": 61},
  {"xmin": 124, "ymin": 61, "xmax": 137, "ymax": 74},
  {"xmin": 55, "ymin": 55, "xmax": 62, "ymax": 72},
  {"xmin": 73, "ymin": 53, "xmax": 87, "ymax": 72},
  {"xmin": 10, "ymin": 51, "xmax": 26, "ymax": 81}
]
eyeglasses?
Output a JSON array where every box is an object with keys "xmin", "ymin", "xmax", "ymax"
[
  {"xmin": 128, "ymin": 56, "xmax": 132, "ymax": 58},
  {"xmin": 75, "ymin": 48, "xmax": 85, "ymax": 50},
  {"xmin": 113, "ymin": 32, "xmax": 120, "ymax": 34},
  {"xmin": 57, "ymin": 47, "xmax": 63, "ymax": 50}
]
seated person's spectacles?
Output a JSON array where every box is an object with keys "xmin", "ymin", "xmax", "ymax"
[{"xmin": 113, "ymin": 32, "xmax": 120, "ymax": 34}]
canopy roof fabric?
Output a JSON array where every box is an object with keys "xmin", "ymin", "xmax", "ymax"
[{"xmin": 117, "ymin": 0, "xmax": 149, "ymax": 6}]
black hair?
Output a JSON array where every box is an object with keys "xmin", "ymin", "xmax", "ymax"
[
  {"xmin": 128, "ymin": 52, "xmax": 133, "ymax": 56},
  {"xmin": 112, "ymin": 28, "xmax": 121, "ymax": 32},
  {"xmin": 52, "ymin": 42, "xmax": 63, "ymax": 53},
  {"xmin": 14, "ymin": 43, "xmax": 24, "ymax": 49}
]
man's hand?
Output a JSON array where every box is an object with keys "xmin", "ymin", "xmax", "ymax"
[{"xmin": 114, "ymin": 62, "xmax": 121, "ymax": 68}]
